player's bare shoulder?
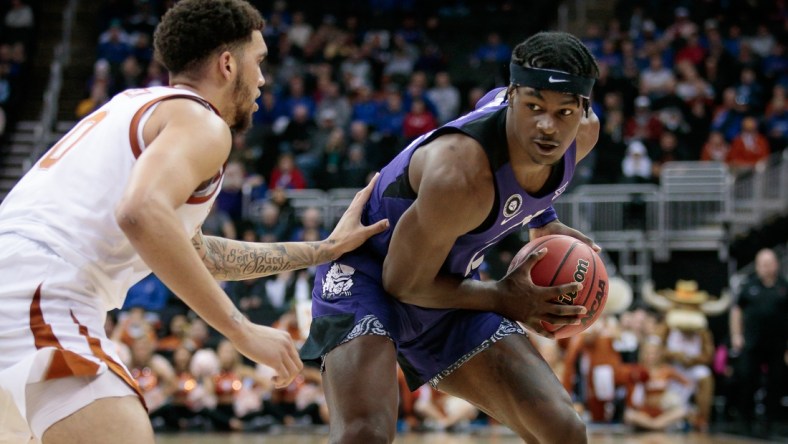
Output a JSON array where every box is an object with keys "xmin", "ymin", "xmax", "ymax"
[
  {"xmin": 409, "ymin": 132, "xmax": 495, "ymax": 230},
  {"xmin": 143, "ymin": 97, "xmax": 231, "ymax": 157},
  {"xmin": 410, "ymin": 132, "xmax": 492, "ymax": 195}
]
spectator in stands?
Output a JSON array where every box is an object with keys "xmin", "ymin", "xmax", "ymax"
[
  {"xmin": 746, "ymin": 24, "xmax": 775, "ymax": 59},
  {"xmin": 734, "ymin": 68, "xmax": 764, "ymax": 113},
  {"xmin": 383, "ymin": 35, "xmax": 417, "ymax": 86},
  {"xmin": 640, "ymin": 54, "xmax": 676, "ymax": 100},
  {"xmin": 97, "ymin": 19, "xmax": 132, "ymax": 66},
  {"xmin": 315, "ymin": 127, "xmax": 347, "ymax": 189},
  {"xmin": 674, "ymin": 32, "xmax": 706, "ymax": 67},
  {"xmin": 125, "ymin": 0, "xmax": 158, "ymax": 38},
  {"xmin": 700, "ymin": 131, "xmax": 730, "ymax": 162},
  {"xmin": 729, "ymin": 248, "xmax": 788, "ymax": 437},
  {"xmin": 290, "ymin": 207, "xmax": 329, "ymax": 242},
  {"xmin": 270, "ymin": 153, "xmax": 308, "ymax": 190},
  {"xmin": 280, "ymin": 104, "xmax": 319, "ymax": 181},
  {"xmin": 251, "ymin": 201, "xmax": 284, "ymax": 242},
  {"xmin": 624, "ymin": 95, "xmax": 663, "ymax": 145},
  {"xmin": 675, "ymin": 61, "xmax": 714, "ymax": 105},
  {"xmin": 129, "ymin": 335, "xmax": 178, "ymax": 415},
  {"xmin": 469, "ymin": 31, "xmax": 510, "ymax": 85},
  {"xmin": 340, "ymin": 46, "xmax": 373, "ymax": 91},
  {"xmin": 762, "ymin": 43, "xmax": 787, "ymax": 85},
  {"xmin": 157, "ymin": 314, "xmax": 190, "ymax": 354},
  {"xmin": 315, "ymin": 81, "xmax": 351, "ymax": 129},
  {"xmin": 287, "ymin": 11, "xmax": 313, "ymax": 50},
  {"xmin": 764, "ymin": 84, "xmax": 787, "ymax": 151},
  {"xmin": 403, "ymin": 97, "xmax": 438, "ymax": 141},
  {"xmin": 711, "ymin": 87, "xmax": 746, "ymax": 142},
  {"xmin": 341, "ymin": 145, "xmax": 372, "ymax": 188},
  {"xmin": 591, "ymin": 109, "xmax": 625, "ymax": 184},
  {"xmin": 282, "ymin": 76, "xmax": 316, "ymax": 119},
  {"xmin": 156, "ymin": 346, "xmax": 211, "ymax": 431},
  {"xmin": 650, "ymin": 131, "xmax": 689, "ymax": 179},
  {"xmin": 204, "ymin": 340, "xmax": 275, "ymax": 431},
  {"xmin": 350, "ymin": 84, "xmax": 379, "ymax": 127},
  {"xmin": 427, "ymin": 71, "xmax": 460, "ymax": 125},
  {"xmin": 215, "ymin": 160, "xmax": 247, "ymax": 225},
  {"xmin": 142, "ymin": 60, "xmax": 168, "ymax": 87},
  {"xmin": 726, "ymin": 116, "xmax": 770, "ymax": 173},
  {"xmin": 202, "ymin": 203, "xmax": 237, "ymax": 239},
  {"xmin": 267, "ymin": 187, "xmax": 298, "ymax": 236},
  {"xmin": 620, "ymin": 140, "xmax": 653, "ymax": 184},
  {"xmin": 75, "ymin": 80, "xmax": 110, "ymax": 118},
  {"xmin": 3, "ymin": 0, "xmax": 34, "ymax": 46}
]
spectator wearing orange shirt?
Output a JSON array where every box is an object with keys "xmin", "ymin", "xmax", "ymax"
[{"xmin": 726, "ymin": 116, "xmax": 770, "ymax": 173}]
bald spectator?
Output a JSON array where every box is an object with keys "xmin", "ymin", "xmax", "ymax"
[{"xmin": 729, "ymin": 249, "xmax": 788, "ymax": 437}]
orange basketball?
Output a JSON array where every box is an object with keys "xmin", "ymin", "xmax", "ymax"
[{"xmin": 507, "ymin": 234, "xmax": 608, "ymax": 339}]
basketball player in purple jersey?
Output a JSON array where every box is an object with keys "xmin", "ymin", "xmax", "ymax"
[{"xmin": 302, "ymin": 32, "xmax": 601, "ymax": 443}]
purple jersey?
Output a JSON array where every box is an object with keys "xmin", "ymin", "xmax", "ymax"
[
  {"xmin": 363, "ymin": 86, "xmax": 576, "ymax": 278},
  {"xmin": 302, "ymin": 87, "xmax": 577, "ymax": 390}
]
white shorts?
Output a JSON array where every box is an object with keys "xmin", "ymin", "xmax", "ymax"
[{"xmin": 0, "ymin": 234, "xmax": 143, "ymax": 441}]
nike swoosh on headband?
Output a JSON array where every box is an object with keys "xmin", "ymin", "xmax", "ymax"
[{"xmin": 548, "ymin": 76, "xmax": 569, "ymax": 83}]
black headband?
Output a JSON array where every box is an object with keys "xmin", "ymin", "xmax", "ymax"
[{"xmin": 509, "ymin": 63, "xmax": 595, "ymax": 98}]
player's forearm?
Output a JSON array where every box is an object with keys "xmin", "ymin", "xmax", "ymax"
[
  {"xmin": 384, "ymin": 271, "xmax": 504, "ymax": 313},
  {"xmin": 193, "ymin": 233, "xmax": 338, "ymax": 281},
  {"xmin": 117, "ymin": 200, "xmax": 247, "ymax": 340}
]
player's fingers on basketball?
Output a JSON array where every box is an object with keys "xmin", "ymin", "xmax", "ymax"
[
  {"xmin": 522, "ymin": 247, "xmax": 548, "ymax": 271},
  {"xmin": 527, "ymin": 321, "xmax": 555, "ymax": 339},
  {"xmin": 556, "ymin": 282, "xmax": 583, "ymax": 299},
  {"xmin": 547, "ymin": 303, "xmax": 587, "ymax": 317},
  {"xmin": 541, "ymin": 314, "xmax": 582, "ymax": 326}
]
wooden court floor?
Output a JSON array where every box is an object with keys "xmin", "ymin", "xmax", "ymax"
[{"xmin": 155, "ymin": 430, "xmax": 783, "ymax": 444}]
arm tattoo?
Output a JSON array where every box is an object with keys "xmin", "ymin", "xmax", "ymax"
[{"xmin": 193, "ymin": 232, "xmax": 336, "ymax": 281}]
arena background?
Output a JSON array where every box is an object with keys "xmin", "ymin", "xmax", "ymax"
[{"xmin": 0, "ymin": 0, "xmax": 785, "ymax": 442}]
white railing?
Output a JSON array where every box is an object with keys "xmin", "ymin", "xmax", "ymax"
[
  {"xmin": 25, "ymin": 0, "xmax": 79, "ymax": 171},
  {"xmin": 243, "ymin": 157, "xmax": 785, "ymax": 285}
]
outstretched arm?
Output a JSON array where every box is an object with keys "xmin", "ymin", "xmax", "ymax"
[
  {"xmin": 117, "ymin": 100, "xmax": 300, "ymax": 387},
  {"xmin": 193, "ymin": 174, "xmax": 388, "ymax": 281}
]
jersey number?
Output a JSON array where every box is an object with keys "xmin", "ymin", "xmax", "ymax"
[{"xmin": 38, "ymin": 111, "xmax": 108, "ymax": 170}]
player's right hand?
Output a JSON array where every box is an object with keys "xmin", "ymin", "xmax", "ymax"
[
  {"xmin": 326, "ymin": 172, "xmax": 390, "ymax": 258},
  {"xmin": 230, "ymin": 323, "xmax": 303, "ymax": 388},
  {"xmin": 496, "ymin": 248, "xmax": 586, "ymax": 339}
]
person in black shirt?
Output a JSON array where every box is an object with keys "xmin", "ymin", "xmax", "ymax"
[{"xmin": 729, "ymin": 248, "xmax": 788, "ymax": 436}]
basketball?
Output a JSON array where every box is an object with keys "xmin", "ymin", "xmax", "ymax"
[{"xmin": 507, "ymin": 234, "xmax": 608, "ymax": 339}]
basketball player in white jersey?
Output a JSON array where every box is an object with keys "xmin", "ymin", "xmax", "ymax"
[{"xmin": 0, "ymin": 1, "xmax": 388, "ymax": 442}]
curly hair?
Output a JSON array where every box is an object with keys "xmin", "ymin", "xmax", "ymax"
[
  {"xmin": 511, "ymin": 31, "xmax": 599, "ymax": 79},
  {"xmin": 154, "ymin": 0, "xmax": 265, "ymax": 75}
]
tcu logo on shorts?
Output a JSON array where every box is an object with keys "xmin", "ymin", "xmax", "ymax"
[{"xmin": 322, "ymin": 263, "xmax": 355, "ymax": 300}]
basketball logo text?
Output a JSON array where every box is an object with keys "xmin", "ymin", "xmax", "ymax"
[
  {"xmin": 582, "ymin": 279, "xmax": 607, "ymax": 325},
  {"xmin": 557, "ymin": 258, "xmax": 589, "ymax": 304}
]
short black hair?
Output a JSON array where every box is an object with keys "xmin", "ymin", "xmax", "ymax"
[
  {"xmin": 154, "ymin": 0, "xmax": 265, "ymax": 75},
  {"xmin": 511, "ymin": 31, "xmax": 599, "ymax": 79}
]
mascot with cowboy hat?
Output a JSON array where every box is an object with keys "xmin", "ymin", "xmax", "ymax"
[{"xmin": 643, "ymin": 280, "xmax": 731, "ymax": 432}]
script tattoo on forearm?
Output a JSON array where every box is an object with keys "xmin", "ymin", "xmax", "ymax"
[{"xmin": 192, "ymin": 233, "xmax": 334, "ymax": 280}]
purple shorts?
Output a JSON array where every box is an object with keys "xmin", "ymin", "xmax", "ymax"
[{"xmin": 300, "ymin": 251, "xmax": 525, "ymax": 390}]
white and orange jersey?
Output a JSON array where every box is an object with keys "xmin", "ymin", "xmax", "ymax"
[{"xmin": 0, "ymin": 87, "xmax": 225, "ymax": 310}]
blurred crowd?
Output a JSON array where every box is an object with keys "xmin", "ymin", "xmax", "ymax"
[
  {"xmin": 81, "ymin": 0, "xmax": 788, "ymax": 437},
  {"xmin": 0, "ymin": 0, "xmax": 35, "ymax": 140}
]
